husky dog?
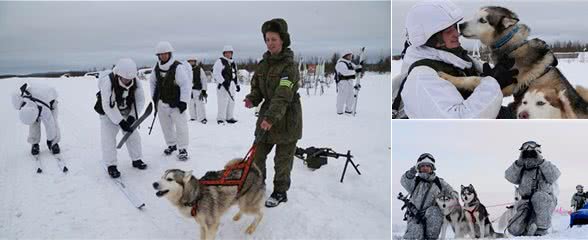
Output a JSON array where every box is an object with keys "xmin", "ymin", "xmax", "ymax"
[
  {"xmin": 496, "ymin": 186, "xmax": 521, "ymax": 235},
  {"xmin": 153, "ymin": 158, "xmax": 265, "ymax": 240},
  {"xmin": 438, "ymin": 6, "xmax": 588, "ymax": 118},
  {"xmin": 461, "ymin": 184, "xmax": 505, "ymax": 238},
  {"xmin": 435, "ymin": 189, "xmax": 468, "ymax": 239}
]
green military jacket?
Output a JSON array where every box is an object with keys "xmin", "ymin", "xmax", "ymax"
[{"xmin": 246, "ymin": 48, "xmax": 302, "ymax": 144}]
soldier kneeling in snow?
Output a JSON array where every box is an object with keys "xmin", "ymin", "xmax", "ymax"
[
  {"xmin": 94, "ymin": 58, "xmax": 147, "ymax": 178},
  {"xmin": 505, "ymin": 141, "xmax": 560, "ymax": 236},
  {"xmin": 12, "ymin": 83, "xmax": 61, "ymax": 155},
  {"xmin": 401, "ymin": 153, "xmax": 453, "ymax": 239}
]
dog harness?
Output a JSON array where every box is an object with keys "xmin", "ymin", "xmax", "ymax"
[
  {"xmin": 465, "ymin": 204, "xmax": 480, "ymax": 224},
  {"xmin": 190, "ymin": 141, "xmax": 260, "ymax": 217}
]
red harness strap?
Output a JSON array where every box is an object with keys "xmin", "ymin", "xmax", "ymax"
[
  {"xmin": 191, "ymin": 203, "xmax": 198, "ymax": 217},
  {"xmin": 198, "ymin": 144, "xmax": 257, "ymax": 192},
  {"xmin": 465, "ymin": 205, "xmax": 479, "ymax": 224}
]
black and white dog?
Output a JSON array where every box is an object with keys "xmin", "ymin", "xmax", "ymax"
[{"xmin": 461, "ymin": 184, "xmax": 505, "ymax": 238}]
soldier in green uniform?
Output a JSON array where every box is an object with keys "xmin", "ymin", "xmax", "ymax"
[{"xmin": 244, "ymin": 18, "xmax": 302, "ymax": 208}]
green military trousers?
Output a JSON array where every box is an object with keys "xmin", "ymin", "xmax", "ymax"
[{"xmin": 253, "ymin": 141, "xmax": 297, "ymax": 193}]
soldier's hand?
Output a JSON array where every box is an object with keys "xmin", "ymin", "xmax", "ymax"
[
  {"xmin": 260, "ymin": 119, "xmax": 272, "ymax": 130},
  {"xmin": 244, "ymin": 98, "xmax": 253, "ymax": 108},
  {"xmin": 119, "ymin": 120, "xmax": 133, "ymax": 132},
  {"xmin": 236, "ymin": 85, "xmax": 241, "ymax": 92},
  {"xmin": 178, "ymin": 101, "xmax": 187, "ymax": 113}
]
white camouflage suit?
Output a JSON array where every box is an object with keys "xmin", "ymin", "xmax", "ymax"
[
  {"xmin": 401, "ymin": 167, "xmax": 453, "ymax": 240},
  {"xmin": 505, "ymin": 150, "xmax": 560, "ymax": 236},
  {"xmin": 335, "ymin": 58, "xmax": 361, "ymax": 114},
  {"xmin": 188, "ymin": 64, "xmax": 208, "ymax": 121},
  {"xmin": 12, "ymin": 83, "xmax": 61, "ymax": 145},
  {"xmin": 213, "ymin": 56, "xmax": 238, "ymax": 122},
  {"xmin": 98, "ymin": 74, "xmax": 145, "ymax": 166},
  {"xmin": 148, "ymin": 56, "xmax": 192, "ymax": 150}
]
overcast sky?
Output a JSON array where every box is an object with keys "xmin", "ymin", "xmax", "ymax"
[
  {"xmin": 392, "ymin": 0, "xmax": 588, "ymax": 54},
  {"xmin": 0, "ymin": 1, "xmax": 390, "ymax": 75},
  {"xmin": 392, "ymin": 121, "xmax": 588, "ymax": 226}
]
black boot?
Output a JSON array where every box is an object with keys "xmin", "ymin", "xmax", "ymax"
[
  {"xmin": 51, "ymin": 143, "xmax": 60, "ymax": 154},
  {"xmin": 265, "ymin": 192, "xmax": 288, "ymax": 208},
  {"xmin": 178, "ymin": 149, "xmax": 188, "ymax": 161},
  {"xmin": 132, "ymin": 159, "xmax": 147, "ymax": 170},
  {"xmin": 201, "ymin": 119, "xmax": 208, "ymax": 124},
  {"xmin": 217, "ymin": 120, "xmax": 224, "ymax": 125},
  {"xmin": 226, "ymin": 119, "xmax": 238, "ymax": 124},
  {"xmin": 164, "ymin": 145, "xmax": 177, "ymax": 155},
  {"xmin": 107, "ymin": 165, "xmax": 121, "ymax": 178},
  {"xmin": 534, "ymin": 228, "xmax": 548, "ymax": 236},
  {"xmin": 31, "ymin": 144, "xmax": 40, "ymax": 155}
]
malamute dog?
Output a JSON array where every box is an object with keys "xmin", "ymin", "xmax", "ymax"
[
  {"xmin": 461, "ymin": 184, "xmax": 505, "ymax": 238},
  {"xmin": 435, "ymin": 189, "xmax": 469, "ymax": 239},
  {"xmin": 153, "ymin": 158, "xmax": 265, "ymax": 240},
  {"xmin": 438, "ymin": 6, "xmax": 588, "ymax": 118}
]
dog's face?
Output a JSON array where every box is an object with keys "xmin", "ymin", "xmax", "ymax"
[
  {"xmin": 436, "ymin": 190, "xmax": 460, "ymax": 214},
  {"xmin": 460, "ymin": 184, "xmax": 477, "ymax": 203},
  {"xmin": 459, "ymin": 6, "xmax": 519, "ymax": 45},
  {"xmin": 517, "ymin": 88, "xmax": 564, "ymax": 119},
  {"xmin": 153, "ymin": 169, "xmax": 193, "ymax": 201}
]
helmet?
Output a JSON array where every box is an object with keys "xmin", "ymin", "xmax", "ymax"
[
  {"xmin": 519, "ymin": 141, "xmax": 541, "ymax": 152},
  {"xmin": 155, "ymin": 41, "xmax": 174, "ymax": 54},
  {"xmin": 19, "ymin": 102, "xmax": 39, "ymax": 125},
  {"xmin": 416, "ymin": 152, "xmax": 436, "ymax": 170},
  {"xmin": 341, "ymin": 49, "xmax": 353, "ymax": 58},
  {"xmin": 113, "ymin": 58, "xmax": 137, "ymax": 79},
  {"xmin": 223, "ymin": 45, "xmax": 234, "ymax": 53},
  {"xmin": 187, "ymin": 55, "xmax": 198, "ymax": 61},
  {"xmin": 405, "ymin": 0, "xmax": 463, "ymax": 47}
]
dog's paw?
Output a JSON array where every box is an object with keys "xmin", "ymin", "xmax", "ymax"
[
  {"xmin": 437, "ymin": 71, "xmax": 451, "ymax": 80},
  {"xmin": 232, "ymin": 212, "xmax": 242, "ymax": 221},
  {"xmin": 246, "ymin": 224, "xmax": 257, "ymax": 234}
]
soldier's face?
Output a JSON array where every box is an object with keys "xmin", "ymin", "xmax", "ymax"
[
  {"xmin": 265, "ymin": 31, "xmax": 283, "ymax": 55},
  {"xmin": 419, "ymin": 165, "xmax": 432, "ymax": 174},
  {"xmin": 223, "ymin": 51, "xmax": 233, "ymax": 59},
  {"xmin": 157, "ymin": 53, "xmax": 171, "ymax": 62}
]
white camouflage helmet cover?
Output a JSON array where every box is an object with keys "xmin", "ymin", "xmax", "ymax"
[
  {"xmin": 405, "ymin": 0, "xmax": 463, "ymax": 47},
  {"xmin": 223, "ymin": 45, "xmax": 234, "ymax": 53},
  {"xmin": 19, "ymin": 101, "xmax": 39, "ymax": 125},
  {"xmin": 155, "ymin": 41, "xmax": 175, "ymax": 54},
  {"xmin": 113, "ymin": 58, "xmax": 138, "ymax": 79}
]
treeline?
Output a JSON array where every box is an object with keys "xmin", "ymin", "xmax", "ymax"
[{"xmin": 549, "ymin": 41, "xmax": 588, "ymax": 53}]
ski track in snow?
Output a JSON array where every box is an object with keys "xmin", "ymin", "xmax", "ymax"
[{"xmin": 0, "ymin": 73, "xmax": 390, "ymax": 239}]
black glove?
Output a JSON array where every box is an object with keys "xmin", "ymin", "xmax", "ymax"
[
  {"xmin": 354, "ymin": 84, "xmax": 361, "ymax": 90},
  {"xmin": 46, "ymin": 140, "xmax": 53, "ymax": 150},
  {"xmin": 199, "ymin": 90, "xmax": 208, "ymax": 101},
  {"xmin": 217, "ymin": 84, "xmax": 222, "ymax": 90},
  {"xmin": 482, "ymin": 57, "xmax": 519, "ymax": 89},
  {"xmin": 127, "ymin": 116, "xmax": 136, "ymax": 125},
  {"xmin": 406, "ymin": 166, "xmax": 417, "ymax": 179},
  {"xmin": 236, "ymin": 85, "xmax": 241, "ymax": 92},
  {"xmin": 178, "ymin": 101, "xmax": 187, "ymax": 113},
  {"xmin": 119, "ymin": 120, "xmax": 132, "ymax": 132},
  {"xmin": 355, "ymin": 67, "xmax": 363, "ymax": 73}
]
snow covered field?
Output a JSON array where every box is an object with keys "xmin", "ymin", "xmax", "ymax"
[{"xmin": 0, "ymin": 72, "xmax": 391, "ymax": 239}]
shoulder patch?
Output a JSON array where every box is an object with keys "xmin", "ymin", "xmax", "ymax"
[{"xmin": 279, "ymin": 72, "xmax": 293, "ymax": 88}]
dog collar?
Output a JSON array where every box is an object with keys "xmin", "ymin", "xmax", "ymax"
[{"xmin": 493, "ymin": 25, "xmax": 520, "ymax": 49}]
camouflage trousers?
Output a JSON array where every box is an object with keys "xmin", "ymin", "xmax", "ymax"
[{"xmin": 253, "ymin": 141, "xmax": 297, "ymax": 193}]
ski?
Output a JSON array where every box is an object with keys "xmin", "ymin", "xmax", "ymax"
[
  {"xmin": 352, "ymin": 47, "xmax": 366, "ymax": 116},
  {"xmin": 32, "ymin": 154, "xmax": 43, "ymax": 174},
  {"xmin": 112, "ymin": 177, "xmax": 145, "ymax": 209},
  {"xmin": 117, "ymin": 103, "xmax": 153, "ymax": 149},
  {"xmin": 53, "ymin": 153, "xmax": 69, "ymax": 173}
]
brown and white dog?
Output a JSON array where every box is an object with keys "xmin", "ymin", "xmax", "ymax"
[
  {"xmin": 438, "ymin": 6, "xmax": 588, "ymax": 118},
  {"xmin": 153, "ymin": 159, "xmax": 265, "ymax": 240}
]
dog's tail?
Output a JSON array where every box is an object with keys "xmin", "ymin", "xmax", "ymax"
[{"xmin": 575, "ymin": 85, "xmax": 588, "ymax": 102}]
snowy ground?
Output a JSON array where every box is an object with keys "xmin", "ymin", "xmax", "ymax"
[
  {"xmin": 392, "ymin": 59, "xmax": 588, "ymax": 105},
  {"xmin": 0, "ymin": 72, "xmax": 391, "ymax": 239}
]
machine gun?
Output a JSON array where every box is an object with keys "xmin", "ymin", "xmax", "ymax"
[
  {"xmin": 294, "ymin": 146, "xmax": 361, "ymax": 183},
  {"xmin": 397, "ymin": 192, "xmax": 421, "ymax": 223}
]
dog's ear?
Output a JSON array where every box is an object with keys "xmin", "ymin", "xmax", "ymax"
[
  {"xmin": 461, "ymin": 185, "xmax": 465, "ymax": 190},
  {"xmin": 183, "ymin": 170, "xmax": 193, "ymax": 183},
  {"xmin": 468, "ymin": 184, "xmax": 474, "ymax": 189},
  {"xmin": 501, "ymin": 17, "xmax": 518, "ymax": 29}
]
